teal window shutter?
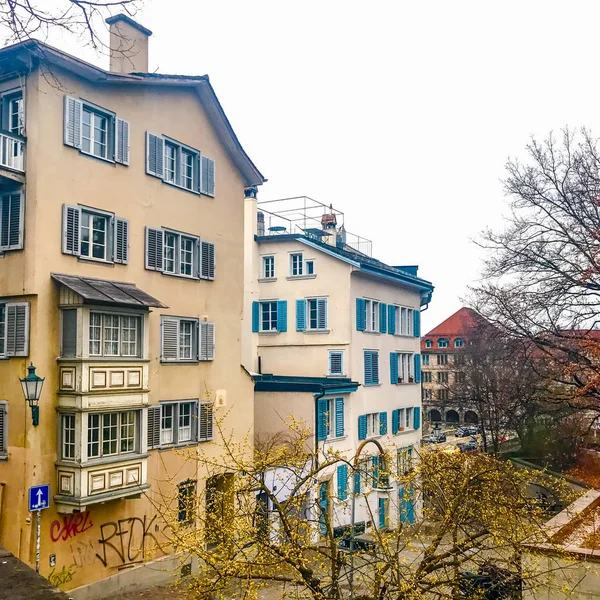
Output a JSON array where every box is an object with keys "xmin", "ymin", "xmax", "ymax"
[
  {"xmin": 388, "ymin": 305, "xmax": 396, "ymax": 335},
  {"xmin": 372, "ymin": 351, "xmax": 379, "ymax": 384},
  {"xmin": 276, "ymin": 300, "xmax": 287, "ymax": 332},
  {"xmin": 335, "ymin": 397, "xmax": 344, "ymax": 437},
  {"xmin": 407, "ymin": 485, "xmax": 415, "ymax": 523},
  {"xmin": 399, "ymin": 487, "xmax": 407, "ymax": 523},
  {"xmin": 317, "ymin": 398, "xmax": 328, "ymax": 440},
  {"xmin": 372, "ymin": 455, "xmax": 379, "ymax": 487},
  {"xmin": 319, "ymin": 481, "xmax": 328, "ymax": 535},
  {"xmin": 296, "ymin": 299, "xmax": 306, "ymax": 331},
  {"xmin": 379, "ymin": 302, "xmax": 387, "ymax": 333},
  {"xmin": 390, "ymin": 352, "xmax": 399, "ymax": 384},
  {"xmin": 379, "ymin": 411, "xmax": 387, "ymax": 435},
  {"xmin": 354, "ymin": 469, "xmax": 361, "ymax": 494},
  {"xmin": 356, "ymin": 298, "xmax": 366, "ymax": 331},
  {"xmin": 413, "ymin": 406, "xmax": 421, "ymax": 430},
  {"xmin": 379, "ymin": 497, "xmax": 386, "ymax": 529},
  {"xmin": 392, "ymin": 409, "xmax": 399, "ymax": 434},
  {"xmin": 252, "ymin": 301, "xmax": 259, "ymax": 332},
  {"xmin": 414, "ymin": 354, "xmax": 421, "ymax": 383},
  {"xmin": 364, "ymin": 351, "xmax": 373, "ymax": 385},
  {"xmin": 414, "ymin": 310, "xmax": 421, "ymax": 338},
  {"xmin": 337, "ymin": 464, "xmax": 348, "ymax": 500},
  {"xmin": 358, "ymin": 415, "xmax": 367, "ymax": 440}
]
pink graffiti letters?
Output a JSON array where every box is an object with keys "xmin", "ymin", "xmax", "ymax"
[{"xmin": 50, "ymin": 512, "xmax": 94, "ymax": 542}]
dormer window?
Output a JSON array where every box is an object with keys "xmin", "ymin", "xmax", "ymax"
[
  {"xmin": 438, "ymin": 338, "xmax": 448, "ymax": 348},
  {"xmin": 454, "ymin": 338, "xmax": 464, "ymax": 348},
  {"xmin": 425, "ymin": 340, "xmax": 432, "ymax": 348}
]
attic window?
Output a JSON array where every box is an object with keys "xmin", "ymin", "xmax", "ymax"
[
  {"xmin": 438, "ymin": 338, "xmax": 448, "ymax": 348},
  {"xmin": 425, "ymin": 340, "xmax": 432, "ymax": 348},
  {"xmin": 454, "ymin": 338, "xmax": 464, "ymax": 348}
]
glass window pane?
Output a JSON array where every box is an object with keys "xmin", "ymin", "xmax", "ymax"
[
  {"xmin": 89, "ymin": 313, "xmax": 102, "ymax": 355},
  {"xmin": 88, "ymin": 413, "xmax": 100, "ymax": 458},
  {"xmin": 102, "ymin": 413, "xmax": 118, "ymax": 455},
  {"xmin": 178, "ymin": 402, "xmax": 192, "ymax": 442},
  {"xmin": 161, "ymin": 404, "xmax": 174, "ymax": 444},
  {"xmin": 103, "ymin": 314, "xmax": 120, "ymax": 355}
]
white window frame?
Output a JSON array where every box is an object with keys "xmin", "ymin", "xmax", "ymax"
[
  {"xmin": 61, "ymin": 414, "xmax": 76, "ymax": 460},
  {"xmin": 365, "ymin": 300, "xmax": 380, "ymax": 333},
  {"xmin": 80, "ymin": 208, "xmax": 110, "ymax": 261},
  {"xmin": 81, "ymin": 105, "xmax": 111, "ymax": 160},
  {"xmin": 290, "ymin": 253, "xmax": 303, "ymax": 276},
  {"xmin": 88, "ymin": 312, "xmax": 142, "ymax": 358},
  {"xmin": 0, "ymin": 301, "xmax": 29, "ymax": 358},
  {"xmin": 86, "ymin": 410, "xmax": 138, "ymax": 460},
  {"xmin": 397, "ymin": 352, "xmax": 414, "ymax": 383},
  {"xmin": 423, "ymin": 389, "xmax": 432, "ymax": 401},
  {"xmin": 454, "ymin": 338, "xmax": 464, "ymax": 348},
  {"xmin": 163, "ymin": 229, "xmax": 199, "ymax": 278},
  {"xmin": 438, "ymin": 371, "xmax": 449, "ymax": 384},
  {"xmin": 437, "ymin": 354, "xmax": 448, "ymax": 365},
  {"xmin": 425, "ymin": 340, "xmax": 432, "ymax": 348},
  {"xmin": 162, "ymin": 138, "xmax": 200, "ymax": 192},
  {"xmin": 305, "ymin": 259, "xmax": 314, "ymax": 275},
  {"xmin": 438, "ymin": 338, "xmax": 449, "ymax": 348},
  {"xmin": 366, "ymin": 412, "xmax": 380, "ymax": 438},
  {"xmin": 306, "ymin": 297, "xmax": 328, "ymax": 331},
  {"xmin": 422, "ymin": 354, "xmax": 430, "ymax": 365},
  {"xmin": 422, "ymin": 371, "xmax": 432, "ymax": 383},
  {"xmin": 159, "ymin": 400, "xmax": 198, "ymax": 447},
  {"xmin": 160, "ymin": 316, "xmax": 200, "ymax": 362},
  {"xmin": 405, "ymin": 407, "xmax": 414, "ymax": 430},
  {"xmin": 262, "ymin": 255, "xmax": 275, "ymax": 279},
  {"xmin": 397, "ymin": 446, "xmax": 413, "ymax": 475},
  {"xmin": 259, "ymin": 301, "xmax": 278, "ymax": 332},
  {"xmin": 1, "ymin": 89, "xmax": 24, "ymax": 135},
  {"xmin": 328, "ymin": 350, "xmax": 344, "ymax": 376},
  {"xmin": 395, "ymin": 306, "xmax": 414, "ymax": 336}
]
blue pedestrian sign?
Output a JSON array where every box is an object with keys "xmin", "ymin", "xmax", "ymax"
[{"xmin": 29, "ymin": 484, "xmax": 50, "ymax": 512}]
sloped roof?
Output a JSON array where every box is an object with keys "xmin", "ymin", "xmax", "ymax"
[
  {"xmin": 255, "ymin": 233, "xmax": 434, "ymax": 303},
  {"xmin": 424, "ymin": 307, "xmax": 484, "ymax": 337},
  {"xmin": 0, "ymin": 40, "xmax": 265, "ymax": 187},
  {"xmin": 51, "ymin": 273, "xmax": 167, "ymax": 308}
]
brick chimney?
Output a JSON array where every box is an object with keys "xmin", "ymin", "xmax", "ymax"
[{"xmin": 105, "ymin": 14, "xmax": 152, "ymax": 74}]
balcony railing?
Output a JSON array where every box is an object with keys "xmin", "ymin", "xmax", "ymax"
[{"xmin": 0, "ymin": 131, "xmax": 25, "ymax": 173}]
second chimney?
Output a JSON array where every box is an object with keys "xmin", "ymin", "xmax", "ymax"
[{"xmin": 106, "ymin": 14, "xmax": 152, "ymax": 74}]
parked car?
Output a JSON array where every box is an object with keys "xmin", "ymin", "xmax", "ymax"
[
  {"xmin": 458, "ymin": 437, "xmax": 479, "ymax": 452},
  {"xmin": 422, "ymin": 432, "xmax": 447, "ymax": 444},
  {"xmin": 455, "ymin": 426, "xmax": 478, "ymax": 437}
]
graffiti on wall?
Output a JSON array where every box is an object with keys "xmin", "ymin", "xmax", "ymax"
[
  {"xmin": 95, "ymin": 514, "xmax": 167, "ymax": 568},
  {"xmin": 50, "ymin": 512, "xmax": 94, "ymax": 542},
  {"xmin": 48, "ymin": 564, "xmax": 76, "ymax": 587},
  {"xmin": 70, "ymin": 540, "xmax": 97, "ymax": 568}
]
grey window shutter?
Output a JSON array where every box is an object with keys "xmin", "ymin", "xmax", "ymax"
[
  {"xmin": 115, "ymin": 118, "xmax": 130, "ymax": 165},
  {"xmin": 161, "ymin": 317, "xmax": 179, "ymax": 361},
  {"xmin": 61, "ymin": 309, "xmax": 77, "ymax": 358},
  {"xmin": 193, "ymin": 154, "xmax": 200, "ymax": 192},
  {"xmin": 0, "ymin": 403, "xmax": 6, "ymax": 456},
  {"xmin": 200, "ymin": 241, "xmax": 216, "ymax": 280},
  {"xmin": 114, "ymin": 218, "xmax": 129, "ymax": 264},
  {"xmin": 0, "ymin": 192, "xmax": 24, "ymax": 251},
  {"xmin": 62, "ymin": 204, "xmax": 81, "ymax": 256},
  {"xmin": 317, "ymin": 298, "xmax": 328, "ymax": 329},
  {"xmin": 6, "ymin": 302, "xmax": 29, "ymax": 357},
  {"xmin": 199, "ymin": 403, "xmax": 214, "ymax": 442},
  {"xmin": 200, "ymin": 322, "xmax": 215, "ymax": 361},
  {"xmin": 200, "ymin": 156, "xmax": 215, "ymax": 197},
  {"xmin": 145, "ymin": 226, "xmax": 164, "ymax": 271},
  {"xmin": 64, "ymin": 96, "xmax": 82, "ymax": 148},
  {"xmin": 147, "ymin": 406, "xmax": 161, "ymax": 449},
  {"xmin": 146, "ymin": 132, "xmax": 165, "ymax": 178},
  {"xmin": 192, "ymin": 401, "xmax": 199, "ymax": 441}
]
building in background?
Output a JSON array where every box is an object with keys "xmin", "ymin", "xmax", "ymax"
[
  {"xmin": 0, "ymin": 14, "xmax": 264, "ymax": 594},
  {"xmin": 244, "ymin": 195, "xmax": 434, "ymax": 534},
  {"xmin": 420, "ymin": 307, "xmax": 485, "ymax": 426}
]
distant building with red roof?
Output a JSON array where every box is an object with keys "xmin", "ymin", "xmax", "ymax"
[{"xmin": 421, "ymin": 307, "xmax": 489, "ymax": 426}]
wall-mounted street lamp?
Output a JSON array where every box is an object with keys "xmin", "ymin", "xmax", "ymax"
[{"xmin": 20, "ymin": 363, "xmax": 44, "ymax": 426}]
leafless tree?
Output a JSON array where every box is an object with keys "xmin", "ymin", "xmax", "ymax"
[
  {"xmin": 0, "ymin": 0, "xmax": 142, "ymax": 49},
  {"xmin": 471, "ymin": 128, "xmax": 600, "ymax": 414}
]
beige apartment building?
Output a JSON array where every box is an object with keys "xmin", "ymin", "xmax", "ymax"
[{"xmin": 0, "ymin": 15, "xmax": 264, "ymax": 594}]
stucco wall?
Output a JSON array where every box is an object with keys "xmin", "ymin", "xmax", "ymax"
[{"xmin": 0, "ymin": 63, "xmax": 254, "ymax": 591}]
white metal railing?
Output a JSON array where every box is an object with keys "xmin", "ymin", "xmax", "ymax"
[{"xmin": 0, "ymin": 132, "xmax": 24, "ymax": 172}]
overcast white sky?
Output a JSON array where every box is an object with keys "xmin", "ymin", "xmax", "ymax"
[{"xmin": 41, "ymin": 1, "xmax": 600, "ymax": 331}]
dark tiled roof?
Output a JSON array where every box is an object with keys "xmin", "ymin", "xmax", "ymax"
[
  {"xmin": 51, "ymin": 273, "xmax": 168, "ymax": 309},
  {"xmin": 129, "ymin": 72, "xmax": 208, "ymax": 81},
  {"xmin": 254, "ymin": 374, "xmax": 359, "ymax": 394}
]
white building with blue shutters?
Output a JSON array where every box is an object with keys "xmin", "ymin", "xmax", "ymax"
[{"xmin": 245, "ymin": 195, "xmax": 434, "ymax": 534}]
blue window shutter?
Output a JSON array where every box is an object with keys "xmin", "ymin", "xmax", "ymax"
[
  {"xmin": 358, "ymin": 415, "xmax": 367, "ymax": 440},
  {"xmin": 364, "ymin": 351, "xmax": 373, "ymax": 385},
  {"xmin": 317, "ymin": 298, "xmax": 327, "ymax": 330},
  {"xmin": 354, "ymin": 470, "xmax": 361, "ymax": 494},
  {"xmin": 252, "ymin": 301, "xmax": 259, "ymax": 332},
  {"xmin": 414, "ymin": 310, "xmax": 421, "ymax": 338},
  {"xmin": 379, "ymin": 498, "xmax": 386, "ymax": 529},
  {"xmin": 399, "ymin": 487, "xmax": 407, "ymax": 523},
  {"xmin": 372, "ymin": 455, "xmax": 379, "ymax": 487},
  {"xmin": 414, "ymin": 354, "xmax": 421, "ymax": 383},
  {"xmin": 407, "ymin": 485, "xmax": 415, "ymax": 524},
  {"xmin": 319, "ymin": 481, "xmax": 328, "ymax": 535},
  {"xmin": 337, "ymin": 464, "xmax": 348, "ymax": 500},
  {"xmin": 372, "ymin": 351, "xmax": 379, "ymax": 384},
  {"xmin": 379, "ymin": 411, "xmax": 387, "ymax": 435},
  {"xmin": 317, "ymin": 398, "xmax": 328, "ymax": 441},
  {"xmin": 388, "ymin": 305, "xmax": 396, "ymax": 335},
  {"xmin": 296, "ymin": 299, "xmax": 306, "ymax": 331},
  {"xmin": 390, "ymin": 352, "xmax": 399, "ymax": 384},
  {"xmin": 379, "ymin": 303, "xmax": 387, "ymax": 333},
  {"xmin": 335, "ymin": 397, "xmax": 344, "ymax": 437},
  {"xmin": 356, "ymin": 298, "xmax": 366, "ymax": 331},
  {"xmin": 413, "ymin": 406, "xmax": 421, "ymax": 430},
  {"xmin": 392, "ymin": 409, "xmax": 399, "ymax": 434},
  {"xmin": 277, "ymin": 300, "xmax": 287, "ymax": 332}
]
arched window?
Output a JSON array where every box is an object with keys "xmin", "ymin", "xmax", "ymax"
[
  {"xmin": 438, "ymin": 338, "xmax": 448, "ymax": 348},
  {"xmin": 425, "ymin": 340, "xmax": 432, "ymax": 348},
  {"xmin": 454, "ymin": 338, "xmax": 464, "ymax": 348}
]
